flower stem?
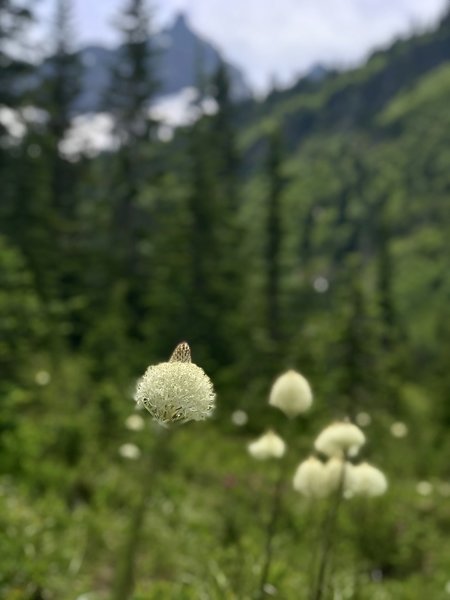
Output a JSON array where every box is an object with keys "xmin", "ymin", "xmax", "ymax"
[
  {"xmin": 112, "ymin": 426, "xmax": 172, "ymax": 600},
  {"xmin": 310, "ymin": 461, "xmax": 346, "ymax": 600},
  {"xmin": 257, "ymin": 465, "xmax": 285, "ymax": 599},
  {"xmin": 112, "ymin": 472, "xmax": 150, "ymax": 600}
]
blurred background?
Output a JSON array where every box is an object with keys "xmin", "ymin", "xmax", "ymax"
[{"xmin": 1, "ymin": 0, "xmax": 450, "ymax": 598}]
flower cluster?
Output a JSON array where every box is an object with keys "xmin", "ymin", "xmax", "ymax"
[
  {"xmin": 293, "ymin": 420, "xmax": 387, "ymax": 499},
  {"xmin": 134, "ymin": 342, "xmax": 216, "ymax": 425}
]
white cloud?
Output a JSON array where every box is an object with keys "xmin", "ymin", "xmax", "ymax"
[
  {"xmin": 172, "ymin": 0, "xmax": 448, "ymax": 90},
  {"xmin": 39, "ymin": 0, "xmax": 448, "ymax": 91}
]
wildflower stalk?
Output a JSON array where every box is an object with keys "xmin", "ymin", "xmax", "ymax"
[
  {"xmin": 112, "ymin": 463, "xmax": 151, "ymax": 600},
  {"xmin": 113, "ymin": 427, "xmax": 172, "ymax": 600},
  {"xmin": 257, "ymin": 464, "xmax": 285, "ymax": 599},
  {"xmin": 310, "ymin": 457, "xmax": 346, "ymax": 600}
]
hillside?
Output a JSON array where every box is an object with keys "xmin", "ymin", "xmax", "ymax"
[
  {"xmin": 1, "ymin": 3, "xmax": 450, "ymax": 599},
  {"xmin": 240, "ymin": 10, "xmax": 450, "ymax": 159}
]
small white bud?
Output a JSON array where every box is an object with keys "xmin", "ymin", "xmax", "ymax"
[
  {"xmin": 390, "ymin": 422, "xmax": 408, "ymax": 438},
  {"xmin": 119, "ymin": 443, "xmax": 141, "ymax": 460},
  {"xmin": 248, "ymin": 430, "xmax": 286, "ymax": 460},
  {"xmin": 356, "ymin": 412, "xmax": 371, "ymax": 427},
  {"xmin": 350, "ymin": 462, "xmax": 388, "ymax": 497},
  {"xmin": 269, "ymin": 370, "xmax": 313, "ymax": 418},
  {"xmin": 35, "ymin": 370, "xmax": 51, "ymax": 386},
  {"xmin": 231, "ymin": 410, "xmax": 248, "ymax": 426},
  {"xmin": 314, "ymin": 421, "xmax": 365, "ymax": 458},
  {"xmin": 125, "ymin": 414, "xmax": 145, "ymax": 431},
  {"xmin": 134, "ymin": 342, "xmax": 215, "ymax": 425},
  {"xmin": 416, "ymin": 481, "xmax": 433, "ymax": 496},
  {"xmin": 293, "ymin": 456, "xmax": 329, "ymax": 498}
]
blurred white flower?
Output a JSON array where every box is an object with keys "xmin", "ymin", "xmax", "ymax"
[
  {"xmin": 438, "ymin": 482, "xmax": 450, "ymax": 497},
  {"xmin": 231, "ymin": 410, "xmax": 248, "ymax": 426},
  {"xmin": 314, "ymin": 421, "xmax": 365, "ymax": 458},
  {"xmin": 269, "ymin": 370, "xmax": 312, "ymax": 418},
  {"xmin": 350, "ymin": 462, "xmax": 388, "ymax": 497},
  {"xmin": 445, "ymin": 580, "xmax": 450, "ymax": 594},
  {"xmin": 324, "ymin": 457, "xmax": 355, "ymax": 495},
  {"xmin": 119, "ymin": 443, "xmax": 141, "ymax": 460},
  {"xmin": 313, "ymin": 276, "xmax": 329, "ymax": 293},
  {"xmin": 135, "ymin": 342, "xmax": 215, "ymax": 425},
  {"xmin": 35, "ymin": 370, "xmax": 51, "ymax": 386},
  {"xmin": 356, "ymin": 412, "xmax": 371, "ymax": 427},
  {"xmin": 293, "ymin": 456, "xmax": 329, "ymax": 498},
  {"xmin": 416, "ymin": 481, "xmax": 433, "ymax": 496},
  {"xmin": 248, "ymin": 430, "xmax": 286, "ymax": 460},
  {"xmin": 125, "ymin": 414, "xmax": 145, "ymax": 431},
  {"xmin": 390, "ymin": 422, "xmax": 408, "ymax": 438}
]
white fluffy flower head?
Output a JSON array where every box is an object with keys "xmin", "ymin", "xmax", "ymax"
[
  {"xmin": 134, "ymin": 342, "xmax": 215, "ymax": 425},
  {"xmin": 269, "ymin": 370, "xmax": 313, "ymax": 418},
  {"xmin": 314, "ymin": 421, "xmax": 365, "ymax": 458},
  {"xmin": 248, "ymin": 430, "xmax": 286, "ymax": 460},
  {"xmin": 350, "ymin": 462, "xmax": 388, "ymax": 497},
  {"xmin": 293, "ymin": 456, "xmax": 329, "ymax": 498}
]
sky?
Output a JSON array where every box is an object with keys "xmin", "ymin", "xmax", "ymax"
[{"xmin": 38, "ymin": 0, "xmax": 449, "ymax": 92}]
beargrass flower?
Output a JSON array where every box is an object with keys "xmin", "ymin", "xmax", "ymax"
[
  {"xmin": 390, "ymin": 421, "xmax": 408, "ymax": 438},
  {"xmin": 293, "ymin": 456, "xmax": 329, "ymax": 498},
  {"xmin": 416, "ymin": 481, "xmax": 433, "ymax": 496},
  {"xmin": 119, "ymin": 443, "xmax": 141, "ymax": 460},
  {"xmin": 350, "ymin": 462, "xmax": 388, "ymax": 497},
  {"xmin": 134, "ymin": 342, "xmax": 215, "ymax": 425},
  {"xmin": 269, "ymin": 370, "xmax": 313, "ymax": 418},
  {"xmin": 35, "ymin": 370, "xmax": 51, "ymax": 386},
  {"xmin": 314, "ymin": 421, "xmax": 365, "ymax": 458},
  {"xmin": 248, "ymin": 430, "xmax": 286, "ymax": 460},
  {"xmin": 125, "ymin": 414, "xmax": 145, "ymax": 431}
]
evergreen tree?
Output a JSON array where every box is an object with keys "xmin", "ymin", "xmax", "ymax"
[
  {"xmin": 104, "ymin": 0, "xmax": 160, "ymax": 343},
  {"xmin": 210, "ymin": 61, "xmax": 239, "ymax": 204},
  {"xmin": 109, "ymin": 0, "xmax": 159, "ymax": 145},
  {"xmin": 264, "ymin": 127, "xmax": 285, "ymax": 346},
  {"xmin": 44, "ymin": 0, "xmax": 81, "ymax": 214},
  {"xmin": 37, "ymin": 0, "xmax": 84, "ymax": 344},
  {"xmin": 0, "ymin": 0, "xmax": 33, "ymax": 105},
  {"xmin": 182, "ymin": 64, "xmax": 246, "ymax": 379}
]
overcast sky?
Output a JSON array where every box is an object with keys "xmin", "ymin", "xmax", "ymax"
[{"xmin": 38, "ymin": 0, "xmax": 449, "ymax": 91}]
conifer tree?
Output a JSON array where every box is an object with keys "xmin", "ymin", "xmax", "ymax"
[
  {"xmin": 38, "ymin": 0, "xmax": 84, "ymax": 344},
  {"xmin": 264, "ymin": 127, "xmax": 285, "ymax": 346},
  {"xmin": 105, "ymin": 0, "xmax": 159, "ymax": 342},
  {"xmin": 0, "ymin": 0, "xmax": 33, "ymax": 105},
  {"xmin": 210, "ymin": 60, "xmax": 239, "ymax": 204}
]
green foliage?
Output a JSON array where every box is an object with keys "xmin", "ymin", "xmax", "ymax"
[{"xmin": 1, "ymin": 3, "xmax": 450, "ymax": 598}]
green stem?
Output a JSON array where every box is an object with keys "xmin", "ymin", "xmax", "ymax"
[
  {"xmin": 257, "ymin": 464, "xmax": 284, "ymax": 599},
  {"xmin": 310, "ymin": 460, "xmax": 346, "ymax": 600},
  {"xmin": 112, "ymin": 426, "xmax": 171, "ymax": 600},
  {"xmin": 112, "ymin": 474, "xmax": 149, "ymax": 600}
]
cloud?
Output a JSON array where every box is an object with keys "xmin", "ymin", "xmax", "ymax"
[
  {"xmin": 41, "ymin": 0, "xmax": 448, "ymax": 91},
  {"xmin": 168, "ymin": 0, "xmax": 448, "ymax": 90}
]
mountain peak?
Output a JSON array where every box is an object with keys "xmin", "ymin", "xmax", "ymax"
[{"xmin": 172, "ymin": 11, "xmax": 190, "ymax": 33}]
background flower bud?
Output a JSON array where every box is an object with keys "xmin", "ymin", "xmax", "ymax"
[
  {"xmin": 350, "ymin": 463, "xmax": 388, "ymax": 497},
  {"xmin": 248, "ymin": 430, "xmax": 286, "ymax": 460},
  {"xmin": 269, "ymin": 370, "xmax": 313, "ymax": 418},
  {"xmin": 293, "ymin": 456, "xmax": 329, "ymax": 498},
  {"xmin": 314, "ymin": 421, "xmax": 365, "ymax": 458}
]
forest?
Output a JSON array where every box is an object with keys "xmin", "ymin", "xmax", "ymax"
[{"xmin": 1, "ymin": 0, "xmax": 450, "ymax": 598}]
